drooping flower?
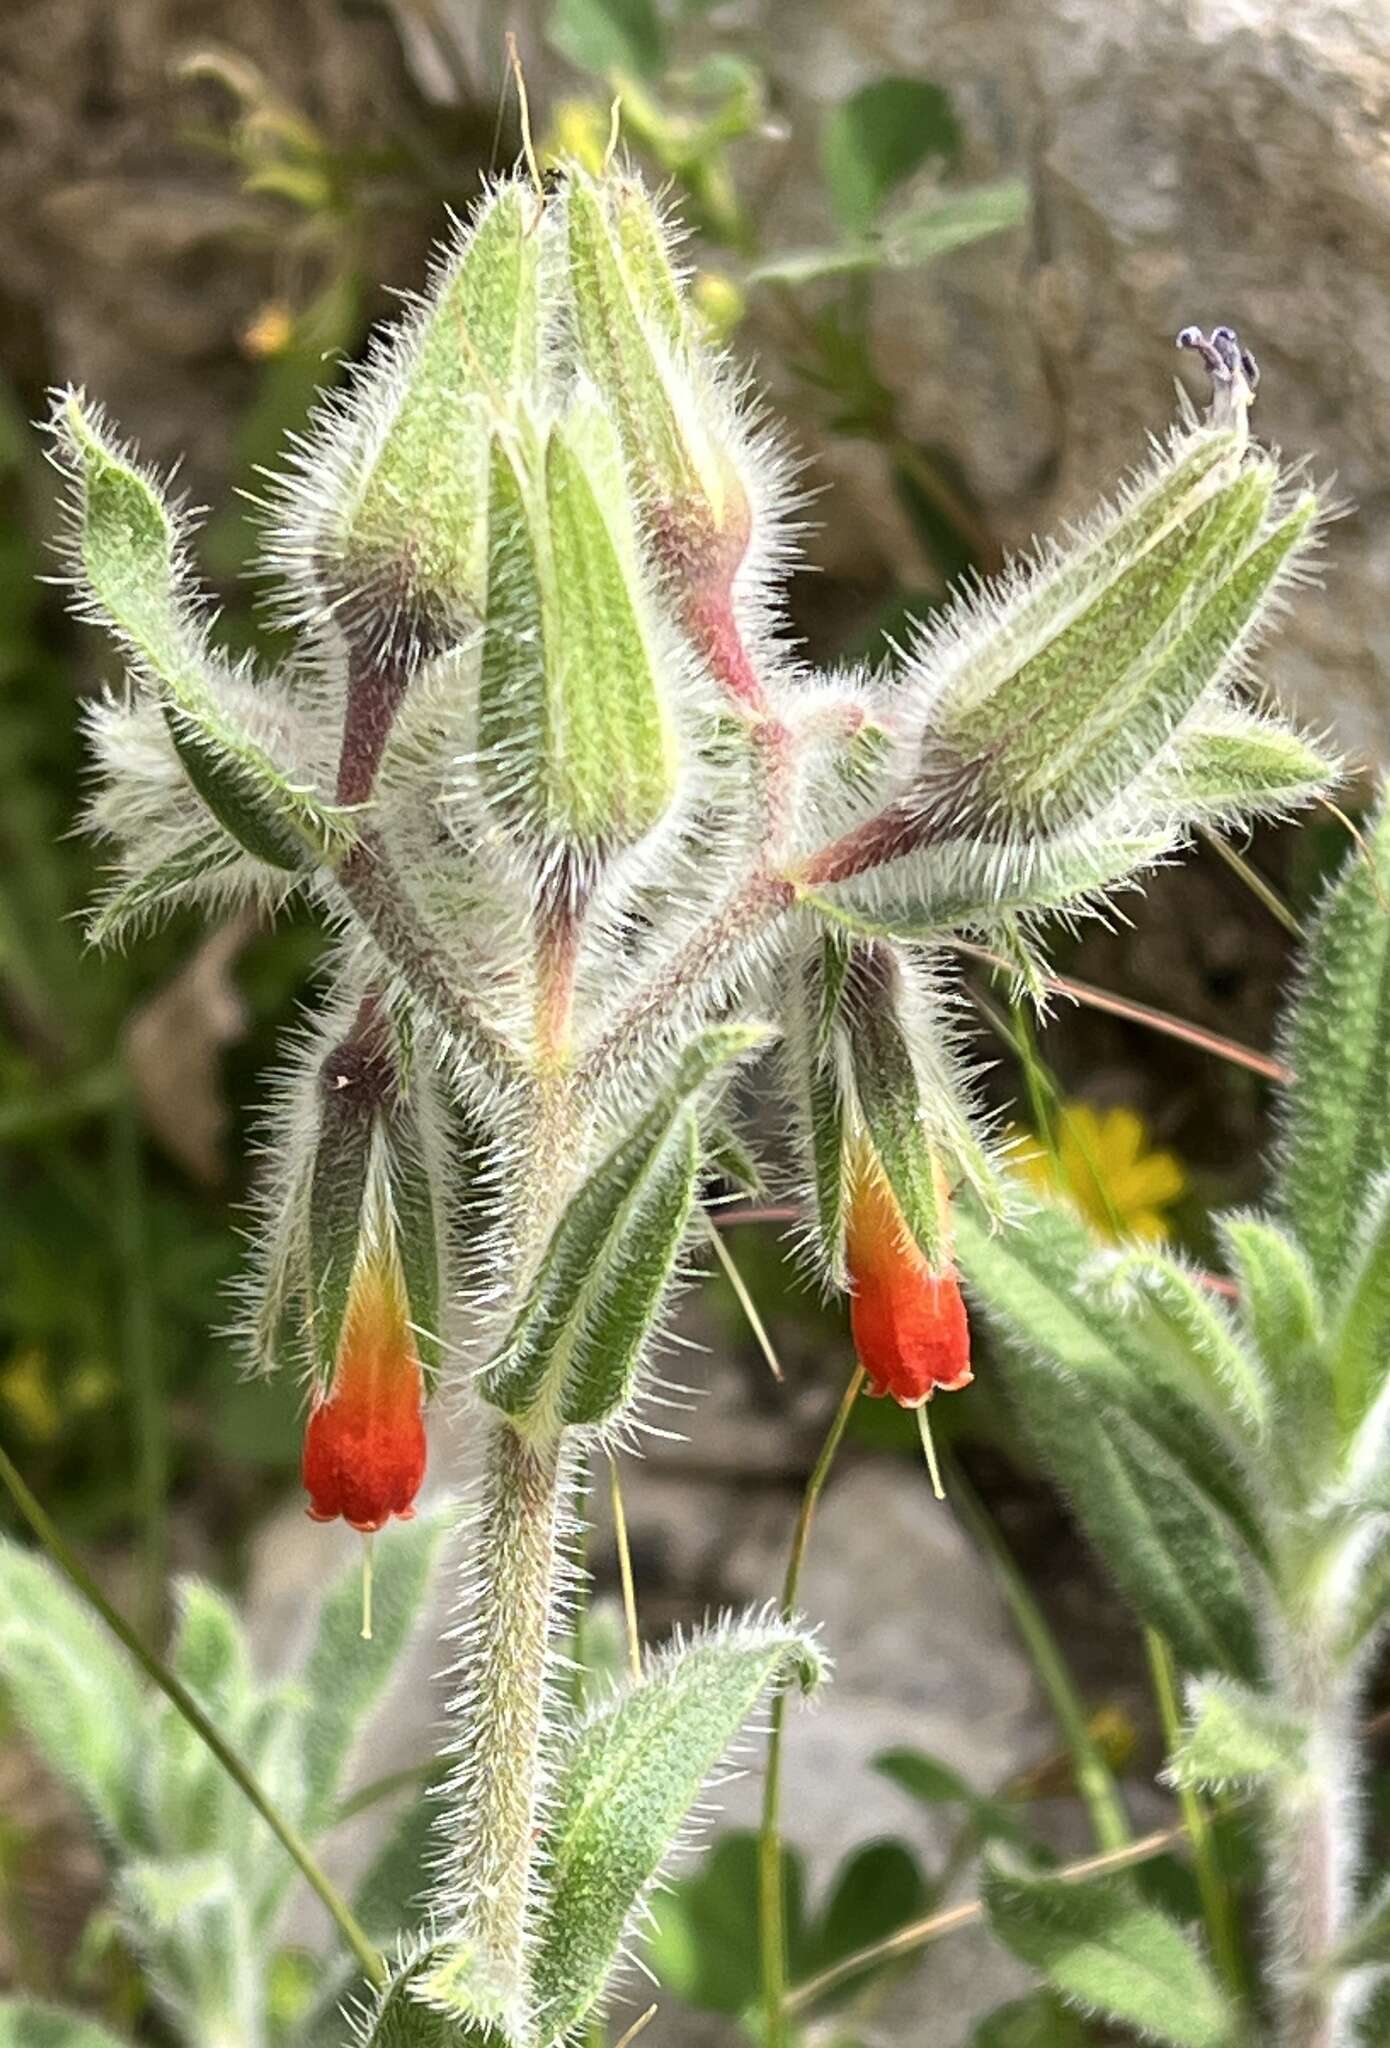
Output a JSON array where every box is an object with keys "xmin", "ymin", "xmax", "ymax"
[
  {"xmin": 844, "ymin": 1147, "xmax": 972, "ymax": 1409},
  {"xmin": 302, "ymin": 1249, "xmax": 427, "ymax": 1533}
]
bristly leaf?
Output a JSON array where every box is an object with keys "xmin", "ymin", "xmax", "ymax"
[
  {"xmin": 49, "ymin": 392, "xmax": 350, "ymax": 870},
  {"xmin": 1277, "ymin": 794, "xmax": 1390, "ymax": 1298},
  {"xmin": 1003, "ymin": 1364, "xmax": 1263, "ymax": 1682},
  {"xmin": 1216, "ymin": 1214, "xmax": 1335, "ymax": 1475},
  {"xmin": 1167, "ymin": 1676, "xmax": 1308, "ymax": 1792},
  {"xmin": 356, "ymin": 1948, "xmax": 493, "ymax": 2047},
  {"xmin": 982, "ymin": 1864, "xmax": 1239, "ymax": 2048},
  {"xmin": 954, "ymin": 1201, "xmax": 1266, "ymax": 1555},
  {"xmin": 480, "ymin": 1025, "xmax": 770, "ymax": 1431},
  {"xmin": 1329, "ymin": 1173, "xmax": 1390, "ymax": 1438},
  {"xmin": 526, "ymin": 1614, "xmax": 825, "ymax": 2041},
  {"xmin": 0, "ymin": 1539, "xmax": 146, "ymax": 1845},
  {"xmin": 298, "ymin": 1510, "xmax": 451, "ymax": 1833},
  {"xmin": 118, "ymin": 1855, "xmax": 261, "ymax": 2048},
  {"xmin": 1096, "ymin": 1244, "xmax": 1270, "ymax": 1445}
]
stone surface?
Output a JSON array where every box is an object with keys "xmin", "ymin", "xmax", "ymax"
[{"xmin": 725, "ymin": 0, "xmax": 1390, "ymax": 767}]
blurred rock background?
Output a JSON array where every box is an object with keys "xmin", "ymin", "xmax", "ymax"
[{"xmin": 1, "ymin": 3, "xmax": 1387, "ymax": 2043}]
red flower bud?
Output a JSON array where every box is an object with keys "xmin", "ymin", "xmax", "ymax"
[
  {"xmin": 302, "ymin": 1254, "xmax": 427, "ymax": 1533},
  {"xmin": 845, "ymin": 1155, "xmax": 972, "ymax": 1408}
]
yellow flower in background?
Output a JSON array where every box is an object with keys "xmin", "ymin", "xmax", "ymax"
[
  {"xmin": 241, "ymin": 300, "xmax": 295, "ymax": 360},
  {"xmin": 691, "ymin": 270, "xmax": 746, "ymax": 344},
  {"xmin": 543, "ymin": 100, "xmax": 613, "ymax": 176},
  {"xmin": 1015, "ymin": 1103, "xmax": 1186, "ymax": 1243}
]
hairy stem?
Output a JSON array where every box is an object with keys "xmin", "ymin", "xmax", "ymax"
[
  {"xmin": 1267, "ymin": 1610, "xmax": 1361, "ymax": 2048},
  {"xmin": 446, "ymin": 1419, "xmax": 570, "ymax": 1999}
]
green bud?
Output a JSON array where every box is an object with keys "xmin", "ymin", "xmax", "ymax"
[
  {"xmin": 328, "ymin": 182, "xmax": 543, "ymax": 649},
  {"xmin": 565, "ymin": 171, "xmax": 747, "ymax": 570},
  {"xmin": 476, "ymin": 402, "xmax": 680, "ymax": 856},
  {"xmin": 942, "ymin": 450, "xmax": 1279, "ymax": 820}
]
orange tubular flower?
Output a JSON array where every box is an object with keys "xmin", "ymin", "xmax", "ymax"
[
  {"xmin": 302, "ymin": 1253, "xmax": 427, "ymax": 1534},
  {"xmin": 845, "ymin": 1152, "xmax": 972, "ymax": 1409}
]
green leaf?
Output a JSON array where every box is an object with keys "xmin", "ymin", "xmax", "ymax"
[
  {"xmin": 1098, "ymin": 1245, "xmax": 1269, "ymax": 1444},
  {"xmin": 526, "ymin": 1614, "xmax": 825, "ymax": 2039},
  {"xmin": 822, "ymin": 78, "xmax": 961, "ymax": 233},
  {"xmin": 119, "ymin": 1855, "xmax": 261, "ymax": 2047},
  {"xmin": 648, "ymin": 1831, "xmax": 809, "ymax": 2016},
  {"xmin": 873, "ymin": 1748, "xmax": 1033, "ymax": 1851},
  {"xmin": 0, "ymin": 2004, "xmax": 133, "ymax": 2048},
  {"xmin": 299, "ymin": 1510, "xmax": 452, "ymax": 1832},
  {"xmin": 1002, "ymin": 1364, "xmax": 1262, "ymax": 1682},
  {"xmin": 954, "ymin": 1200, "xmax": 1266, "ymax": 1557},
  {"xmin": 1333, "ymin": 1877, "xmax": 1390, "ymax": 1972},
  {"xmin": 804, "ymin": 1839, "xmax": 928, "ymax": 1997},
  {"xmin": 143, "ymin": 1580, "xmax": 255, "ymax": 1858},
  {"xmin": 0, "ymin": 1539, "xmax": 146, "ymax": 1844},
  {"xmin": 480, "ymin": 1025, "xmax": 769, "ymax": 1427},
  {"xmin": 51, "ymin": 393, "xmax": 350, "ymax": 870},
  {"xmin": 750, "ymin": 181, "xmax": 1026, "ymax": 287},
  {"xmin": 983, "ymin": 1864, "xmax": 1238, "ymax": 2047},
  {"xmin": 1333, "ymin": 1173, "xmax": 1390, "ymax": 1440},
  {"xmin": 1278, "ymin": 793, "xmax": 1390, "ymax": 1298},
  {"xmin": 969, "ymin": 1991, "xmax": 1087, "ymax": 2047},
  {"xmin": 353, "ymin": 1779, "xmax": 442, "ymax": 1946},
  {"xmin": 1168, "ymin": 1676, "xmax": 1307, "ymax": 1791},
  {"xmin": 878, "ymin": 180, "xmax": 1028, "ymax": 266},
  {"xmin": 1217, "ymin": 1214, "xmax": 1335, "ymax": 1475},
  {"xmin": 548, "ymin": 0, "xmax": 666, "ymax": 79}
]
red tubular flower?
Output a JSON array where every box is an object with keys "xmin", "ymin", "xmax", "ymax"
[
  {"xmin": 302, "ymin": 1254, "xmax": 427, "ymax": 1533},
  {"xmin": 845, "ymin": 1153, "xmax": 972, "ymax": 1408}
]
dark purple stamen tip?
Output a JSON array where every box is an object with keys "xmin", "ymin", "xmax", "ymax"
[{"xmin": 1177, "ymin": 322, "xmax": 1260, "ymax": 396}]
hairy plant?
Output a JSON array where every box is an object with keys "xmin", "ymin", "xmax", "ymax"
[
  {"xmin": 13, "ymin": 159, "xmax": 1339, "ymax": 2048},
  {"xmin": 962, "ymin": 803, "xmax": 1390, "ymax": 2048}
]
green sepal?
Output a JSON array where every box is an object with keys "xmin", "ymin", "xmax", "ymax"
[
  {"xmin": 1277, "ymin": 792, "xmax": 1390, "ymax": 1297},
  {"xmin": 1159, "ymin": 706, "xmax": 1337, "ymax": 819},
  {"xmin": 527, "ymin": 1615, "xmax": 825, "ymax": 2040},
  {"xmin": 938, "ymin": 437, "xmax": 1256, "ymax": 781},
  {"xmin": 805, "ymin": 822, "xmax": 1175, "ymax": 943},
  {"xmin": 982, "ymin": 1863, "xmax": 1240, "ymax": 2048},
  {"xmin": 480, "ymin": 1024, "xmax": 770, "ymax": 1429},
  {"xmin": 86, "ymin": 829, "xmax": 242, "ymax": 948},
  {"xmin": 785, "ymin": 938, "xmax": 850, "ymax": 1282},
  {"xmin": 358, "ymin": 1949, "xmax": 495, "ymax": 2047},
  {"xmin": 702, "ymin": 1118, "xmax": 765, "ymax": 1196},
  {"xmin": 541, "ymin": 407, "xmax": 678, "ymax": 846},
  {"xmin": 1167, "ymin": 1675, "xmax": 1308, "ymax": 1792},
  {"xmin": 163, "ymin": 708, "xmax": 338, "ymax": 873},
  {"xmin": 384, "ymin": 1098, "xmax": 446, "ymax": 1385},
  {"xmin": 845, "ymin": 950, "xmax": 952, "ymax": 1268},
  {"xmin": 337, "ymin": 180, "xmax": 540, "ymax": 621}
]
